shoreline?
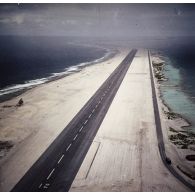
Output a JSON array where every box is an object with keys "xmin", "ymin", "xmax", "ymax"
[
  {"xmin": 0, "ymin": 46, "xmax": 117, "ymax": 103},
  {"xmin": 0, "ymin": 47, "xmax": 129, "ymax": 191},
  {"xmin": 151, "ymin": 53, "xmax": 195, "ymax": 184},
  {"xmin": 70, "ymin": 49, "xmax": 188, "ymax": 192}
]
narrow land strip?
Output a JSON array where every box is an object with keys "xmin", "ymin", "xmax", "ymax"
[
  {"xmin": 12, "ymin": 50, "xmax": 137, "ymax": 192},
  {"xmin": 70, "ymin": 49, "xmax": 189, "ymax": 192}
]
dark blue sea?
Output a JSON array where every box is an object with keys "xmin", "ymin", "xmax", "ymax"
[{"xmin": 0, "ymin": 36, "xmax": 112, "ymax": 98}]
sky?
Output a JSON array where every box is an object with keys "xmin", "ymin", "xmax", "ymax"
[{"xmin": 0, "ymin": 3, "xmax": 195, "ymax": 38}]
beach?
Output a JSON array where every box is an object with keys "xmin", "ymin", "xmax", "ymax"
[
  {"xmin": 0, "ymin": 47, "xmax": 129, "ymax": 191},
  {"xmin": 70, "ymin": 49, "xmax": 189, "ymax": 191},
  {"xmin": 151, "ymin": 54, "xmax": 195, "ymax": 187},
  {"xmin": 0, "ymin": 47, "xmax": 192, "ymax": 192}
]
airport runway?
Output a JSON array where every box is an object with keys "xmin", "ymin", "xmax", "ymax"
[{"xmin": 12, "ymin": 49, "xmax": 137, "ymax": 192}]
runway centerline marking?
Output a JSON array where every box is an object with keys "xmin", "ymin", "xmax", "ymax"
[
  {"xmin": 66, "ymin": 144, "xmax": 72, "ymax": 151},
  {"xmin": 79, "ymin": 126, "xmax": 83, "ymax": 132},
  {"xmin": 47, "ymin": 168, "xmax": 55, "ymax": 180},
  {"xmin": 57, "ymin": 154, "xmax": 64, "ymax": 164},
  {"xmin": 88, "ymin": 113, "xmax": 92, "ymax": 118},
  {"xmin": 39, "ymin": 183, "xmax": 43, "ymax": 188},
  {"xmin": 95, "ymin": 104, "xmax": 98, "ymax": 108},
  {"xmin": 73, "ymin": 134, "xmax": 78, "ymax": 141},
  {"xmin": 84, "ymin": 119, "xmax": 88, "ymax": 124},
  {"xmin": 92, "ymin": 109, "xmax": 95, "ymax": 113}
]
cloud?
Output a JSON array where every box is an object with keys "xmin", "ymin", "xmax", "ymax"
[
  {"xmin": 0, "ymin": 18, "xmax": 11, "ymax": 24},
  {"xmin": 66, "ymin": 19, "xmax": 77, "ymax": 25},
  {"xmin": 12, "ymin": 14, "xmax": 24, "ymax": 24},
  {"xmin": 0, "ymin": 14, "xmax": 24, "ymax": 24}
]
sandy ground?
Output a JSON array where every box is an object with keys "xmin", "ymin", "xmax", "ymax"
[
  {"xmin": 70, "ymin": 49, "xmax": 189, "ymax": 192},
  {"xmin": 0, "ymin": 47, "xmax": 130, "ymax": 192}
]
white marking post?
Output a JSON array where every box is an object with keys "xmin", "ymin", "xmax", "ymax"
[
  {"xmin": 66, "ymin": 144, "xmax": 72, "ymax": 151},
  {"xmin": 47, "ymin": 168, "xmax": 55, "ymax": 180},
  {"xmin": 73, "ymin": 134, "xmax": 78, "ymax": 141},
  {"xmin": 57, "ymin": 154, "xmax": 64, "ymax": 164},
  {"xmin": 79, "ymin": 126, "xmax": 83, "ymax": 132}
]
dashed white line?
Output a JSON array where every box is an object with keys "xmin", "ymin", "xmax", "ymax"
[
  {"xmin": 88, "ymin": 113, "xmax": 92, "ymax": 118},
  {"xmin": 66, "ymin": 143, "xmax": 72, "ymax": 151},
  {"xmin": 98, "ymin": 100, "xmax": 101, "ymax": 104},
  {"xmin": 39, "ymin": 183, "xmax": 43, "ymax": 188},
  {"xmin": 45, "ymin": 183, "xmax": 50, "ymax": 186},
  {"xmin": 95, "ymin": 104, "xmax": 98, "ymax": 108},
  {"xmin": 79, "ymin": 126, "xmax": 83, "ymax": 132},
  {"xmin": 84, "ymin": 119, "xmax": 88, "ymax": 124},
  {"xmin": 73, "ymin": 134, "xmax": 78, "ymax": 141},
  {"xmin": 47, "ymin": 168, "xmax": 55, "ymax": 180},
  {"xmin": 92, "ymin": 109, "xmax": 95, "ymax": 113},
  {"xmin": 57, "ymin": 154, "xmax": 64, "ymax": 164}
]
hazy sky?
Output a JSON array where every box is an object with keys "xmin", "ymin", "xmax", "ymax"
[{"xmin": 0, "ymin": 4, "xmax": 195, "ymax": 37}]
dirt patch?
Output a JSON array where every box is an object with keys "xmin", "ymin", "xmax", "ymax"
[
  {"xmin": 186, "ymin": 155, "xmax": 195, "ymax": 161},
  {"xmin": 0, "ymin": 141, "xmax": 14, "ymax": 158}
]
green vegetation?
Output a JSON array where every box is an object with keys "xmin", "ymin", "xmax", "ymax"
[
  {"xmin": 152, "ymin": 60, "xmax": 166, "ymax": 82},
  {"xmin": 169, "ymin": 128, "xmax": 195, "ymax": 149},
  {"xmin": 164, "ymin": 110, "xmax": 178, "ymax": 119}
]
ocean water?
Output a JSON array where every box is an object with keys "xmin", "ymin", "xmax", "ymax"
[
  {"xmin": 157, "ymin": 47, "xmax": 195, "ymax": 132},
  {"xmin": 0, "ymin": 36, "xmax": 113, "ymax": 99}
]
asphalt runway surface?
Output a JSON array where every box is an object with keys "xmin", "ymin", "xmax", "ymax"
[{"xmin": 12, "ymin": 49, "xmax": 137, "ymax": 192}]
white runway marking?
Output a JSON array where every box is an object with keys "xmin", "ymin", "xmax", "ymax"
[
  {"xmin": 57, "ymin": 154, "xmax": 64, "ymax": 164},
  {"xmin": 88, "ymin": 113, "xmax": 92, "ymax": 118},
  {"xmin": 66, "ymin": 143, "xmax": 72, "ymax": 151},
  {"xmin": 73, "ymin": 134, "xmax": 78, "ymax": 141},
  {"xmin": 95, "ymin": 104, "xmax": 98, "ymax": 108},
  {"xmin": 79, "ymin": 126, "xmax": 83, "ymax": 132},
  {"xmin": 84, "ymin": 119, "xmax": 88, "ymax": 124},
  {"xmin": 47, "ymin": 168, "xmax": 55, "ymax": 180},
  {"xmin": 92, "ymin": 109, "xmax": 95, "ymax": 113},
  {"xmin": 39, "ymin": 183, "xmax": 43, "ymax": 188}
]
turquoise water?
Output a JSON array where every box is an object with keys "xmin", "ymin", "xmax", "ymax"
[{"xmin": 159, "ymin": 54, "xmax": 195, "ymax": 132}]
